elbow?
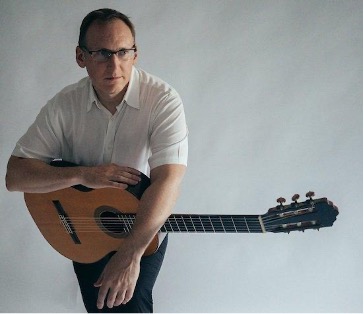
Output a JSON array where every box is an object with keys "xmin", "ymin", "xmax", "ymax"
[
  {"xmin": 5, "ymin": 173, "xmax": 17, "ymax": 192},
  {"xmin": 5, "ymin": 156, "xmax": 23, "ymax": 192}
]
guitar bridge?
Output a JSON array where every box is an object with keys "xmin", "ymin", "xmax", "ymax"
[{"xmin": 52, "ymin": 200, "xmax": 81, "ymax": 244}]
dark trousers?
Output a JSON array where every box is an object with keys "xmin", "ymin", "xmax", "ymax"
[{"xmin": 73, "ymin": 235, "xmax": 168, "ymax": 313}]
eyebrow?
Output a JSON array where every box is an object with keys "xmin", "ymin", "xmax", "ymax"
[{"xmin": 87, "ymin": 44, "xmax": 135, "ymax": 51}]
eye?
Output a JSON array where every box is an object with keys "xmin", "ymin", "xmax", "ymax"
[
  {"xmin": 99, "ymin": 50, "xmax": 112, "ymax": 58},
  {"xmin": 117, "ymin": 50, "xmax": 128, "ymax": 56}
]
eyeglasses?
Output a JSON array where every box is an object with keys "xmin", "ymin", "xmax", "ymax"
[{"xmin": 81, "ymin": 46, "xmax": 137, "ymax": 62}]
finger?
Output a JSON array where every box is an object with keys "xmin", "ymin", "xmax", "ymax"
[
  {"xmin": 119, "ymin": 171, "xmax": 141, "ymax": 182},
  {"xmin": 123, "ymin": 287, "xmax": 135, "ymax": 305},
  {"xmin": 94, "ymin": 273, "xmax": 104, "ymax": 287},
  {"xmin": 111, "ymin": 164, "xmax": 140, "ymax": 175},
  {"xmin": 112, "ymin": 290, "xmax": 128, "ymax": 308},
  {"xmin": 96, "ymin": 284, "xmax": 109, "ymax": 310},
  {"xmin": 113, "ymin": 172, "xmax": 141, "ymax": 184},
  {"xmin": 108, "ymin": 181, "xmax": 128, "ymax": 189},
  {"xmin": 114, "ymin": 292, "xmax": 126, "ymax": 307},
  {"xmin": 107, "ymin": 288, "xmax": 120, "ymax": 309},
  {"xmin": 122, "ymin": 167, "xmax": 141, "ymax": 176}
]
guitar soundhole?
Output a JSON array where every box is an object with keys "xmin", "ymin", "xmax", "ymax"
[{"xmin": 94, "ymin": 206, "xmax": 129, "ymax": 239}]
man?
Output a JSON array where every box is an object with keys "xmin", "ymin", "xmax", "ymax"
[{"xmin": 6, "ymin": 8, "xmax": 188, "ymax": 313}]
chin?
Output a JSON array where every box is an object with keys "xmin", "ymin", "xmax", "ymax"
[{"xmin": 103, "ymin": 80, "xmax": 126, "ymax": 91}]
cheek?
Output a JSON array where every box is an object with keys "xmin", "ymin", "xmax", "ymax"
[
  {"xmin": 120, "ymin": 62, "xmax": 135, "ymax": 77},
  {"xmin": 86, "ymin": 65, "xmax": 104, "ymax": 80}
]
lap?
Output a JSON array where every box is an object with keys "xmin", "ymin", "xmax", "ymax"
[{"xmin": 73, "ymin": 235, "xmax": 168, "ymax": 313}]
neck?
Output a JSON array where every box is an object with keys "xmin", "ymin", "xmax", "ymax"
[{"xmin": 93, "ymin": 84, "xmax": 128, "ymax": 114}]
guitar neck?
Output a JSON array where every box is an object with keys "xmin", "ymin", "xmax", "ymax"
[
  {"xmin": 120, "ymin": 213, "xmax": 265, "ymax": 233},
  {"xmin": 161, "ymin": 214, "xmax": 264, "ymax": 233}
]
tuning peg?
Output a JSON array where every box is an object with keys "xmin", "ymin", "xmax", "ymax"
[
  {"xmin": 276, "ymin": 197, "xmax": 286, "ymax": 206},
  {"xmin": 292, "ymin": 194, "xmax": 300, "ymax": 203},
  {"xmin": 306, "ymin": 191, "xmax": 315, "ymax": 200}
]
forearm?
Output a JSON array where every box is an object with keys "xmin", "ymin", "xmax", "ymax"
[
  {"xmin": 6, "ymin": 156, "xmax": 142, "ymax": 194},
  {"xmin": 6, "ymin": 156, "xmax": 81, "ymax": 193},
  {"xmin": 126, "ymin": 164, "xmax": 186, "ymax": 255}
]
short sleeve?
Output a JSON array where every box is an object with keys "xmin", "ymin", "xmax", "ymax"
[
  {"xmin": 148, "ymin": 90, "xmax": 188, "ymax": 170},
  {"xmin": 12, "ymin": 101, "xmax": 62, "ymax": 163}
]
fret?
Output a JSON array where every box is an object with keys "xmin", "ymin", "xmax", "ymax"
[
  {"xmin": 244, "ymin": 217, "xmax": 250, "ymax": 233},
  {"xmin": 182, "ymin": 216, "xmax": 189, "ymax": 232},
  {"xmin": 248, "ymin": 216, "xmax": 262, "ymax": 233},
  {"xmin": 231, "ymin": 216, "xmax": 237, "ymax": 232},
  {"xmin": 209, "ymin": 216, "xmax": 216, "ymax": 233},
  {"xmin": 165, "ymin": 218, "xmax": 176, "ymax": 232},
  {"xmin": 221, "ymin": 216, "xmax": 237, "ymax": 233},
  {"xmin": 199, "ymin": 216, "xmax": 206, "ymax": 232},
  {"xmin": 243, "ymin": 216, "xmax": 261, "ymax": 233},
  {"xmin": 187, "ymin": 216, "xmax": 197, "ymax": 232},
  {"xmin": 181, "ymin": 215, "xmax": 197, "ymax": 232},
  {"xmin": 234, "ymin": 216, "xmax": 249, "ymax": 233},
  {"xmin": 200, "ymin": 216, "xmax": 214, "ymax": 232},
  {"xmin": 212, "ymin": 216, "xmax": 225, "ymax": 232},
  {"xmin": 176, "ymin": 216, "xmax": 188, "ymax": 232},
  {"xmin": 191, "ymin": 216, "xmax": 204, "ymax": 232},
  {"xmin": 173, "ymin": 216, "xmax": 181, "ymax": 232},
  {"xmin": 214, "ymin": 216, "xmax": 226, "ymax": 232}
]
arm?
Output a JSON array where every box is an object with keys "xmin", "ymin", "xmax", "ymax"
[
  {"xmin": 94, "ymin": 163, "xmax": 186, "ymax": 309},
  {"xmin": 5, "ymin": 156, "xmax": 141, "ymax": 193}
]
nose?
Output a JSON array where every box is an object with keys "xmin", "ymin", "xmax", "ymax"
[{"xmin": 106, "ymin": 53, "xmax": 121, "ymax": 70}]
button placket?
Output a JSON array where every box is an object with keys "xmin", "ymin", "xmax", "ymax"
[{"xmin": 103, "ymin": 116, "xmax": 117, "ymax": 164}]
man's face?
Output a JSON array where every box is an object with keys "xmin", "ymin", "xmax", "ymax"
[{"xmin": 76, "ymin": 19, "xmax": 137, "ymax": 103}]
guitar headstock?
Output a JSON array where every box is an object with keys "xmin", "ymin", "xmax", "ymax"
[{"xmin": 262, "ymin": 192, "xmax": 339, "ymax": 233}]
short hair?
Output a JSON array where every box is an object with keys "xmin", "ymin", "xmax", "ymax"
[{"xmin": 78, "ymin": 8, "xmax": 136, "ymax": 47}]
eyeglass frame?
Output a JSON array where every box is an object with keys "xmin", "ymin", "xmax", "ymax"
[{"xmin": 80, "ymin": 45, "xmax": 137, "ymax": 62}]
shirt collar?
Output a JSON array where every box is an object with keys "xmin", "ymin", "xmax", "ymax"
[
  {"xmin": 86, "ymin": 66, "xmax": 140, "ymax": 112},
  {"xmin": 123, "ymin": 66, "xmax": 140, "ymax": 110}
]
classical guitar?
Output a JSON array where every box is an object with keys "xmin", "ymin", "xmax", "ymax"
[{"xmin": 24, "ymin": 160, "xmax": 339, "ymax": 263}]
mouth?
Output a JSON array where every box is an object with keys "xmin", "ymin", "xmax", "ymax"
[{"xmin": 105, "ymin": 76, "xmax": 121, "ymax": 81}]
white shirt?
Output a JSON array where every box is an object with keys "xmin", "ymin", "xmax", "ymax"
[{"xmin": 12, "ymin": 67, "xmax": 188, "ymax": 175}]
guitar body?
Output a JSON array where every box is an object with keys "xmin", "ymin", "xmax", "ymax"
[{"xmin": 24, "ymin": 169, "xmax": 159, "ymax": 264}]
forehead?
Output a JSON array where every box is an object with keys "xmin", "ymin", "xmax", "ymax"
[{"xmin": 85, "ymin": 19, "xmax": 134, "ymax": 49}]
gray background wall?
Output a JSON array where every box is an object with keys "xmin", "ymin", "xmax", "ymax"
[{"xmin": 0, "ymin": 0, "xmax": 362, "ymax": 312}]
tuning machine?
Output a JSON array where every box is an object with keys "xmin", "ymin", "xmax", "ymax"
[
  {"xmin": 291, "ymin": 194, "xmax": 300, "ymax": 205},
  {"xmin": 276, "ymin": 197, "xmax": 286, "ymax": 210},
  {"xmin": 276, "ymin": 197, "xmax": 286, "ymax": 205},
  {"xmin": 268, "ymin": 196, "xmax": 286, "ymax": 213},
  {"xmin": 306, "ymin": 191, "xmax": 315, "ymax": 200}
]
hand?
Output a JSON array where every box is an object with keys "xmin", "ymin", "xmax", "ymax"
[
  {"xmin": 80, "ymin": 163, "xmax": 141, "ymax": 189},
  {"xmin": 94, "ymin": 245, "xmax": 142, "ymax": 309}
]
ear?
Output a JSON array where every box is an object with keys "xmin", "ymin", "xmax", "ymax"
[
  {"xmin": 132, "ymin": 45, "xmax": 138, "ymax": 65},
  {"xmin": 76, "ymin": 46, "xmax": 86, "ymax": 68}
]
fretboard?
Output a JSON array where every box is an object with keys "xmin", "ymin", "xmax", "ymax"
[
  {"xmin": 119, "ymin": 214, "xmax": 264, "ymax": 233},
  {"xmin": 160, "ymin": 214, "xmax": 263, "ymax": 233}
]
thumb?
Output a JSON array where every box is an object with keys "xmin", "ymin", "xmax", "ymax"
[{"xmin": 94, "ymin": 273, "xmax": 104, "ymax": 287}]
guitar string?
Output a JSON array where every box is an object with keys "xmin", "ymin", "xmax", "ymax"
[
  {"xmin": 40, "ymin": 217, "xmax": 298, "ymax": 233},
  {"xmin": 41, "ymin": 207, "xmax": 315, "ymax": 234},
  {"xmin": 56, "ymin": 205, "xmax": 314, "ymax": 224},
  {"xmin": 50, "ymin": 212, "xmax": 312, "ymax": 227},
  {"xmin": 41, "ymin": 216, "xmax": 298, "ymax": 233},
  {"xmin": 58, "ymin": 211, "xmax": 311, "ymax": 226}
]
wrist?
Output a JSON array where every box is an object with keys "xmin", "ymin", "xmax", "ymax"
[
  {"xmin": 72, "ymin": 166, "xmax": 87, "ymax": 186},
  {"xmin": 122, "ymin": 232, "xmax": 149, "ymax": 258}
]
